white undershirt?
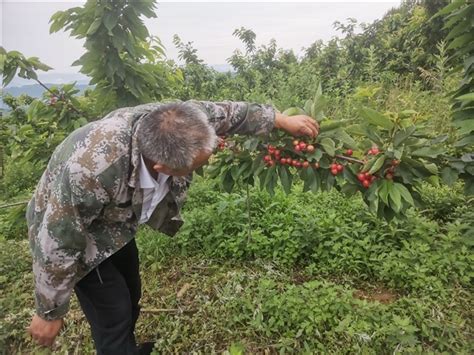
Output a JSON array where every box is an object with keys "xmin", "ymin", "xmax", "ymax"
[{"xmin": 138, "ymin": 155, "xmax": 170, "ymax": 224}]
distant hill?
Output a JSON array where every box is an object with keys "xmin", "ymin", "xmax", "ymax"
[{"xmin": 1, "ymin": 83, "xmax": 91, "ymax": 110}]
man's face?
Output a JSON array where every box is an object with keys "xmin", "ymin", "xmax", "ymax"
[{"xmin": 153, "ymin": 149, "xmax": 213, "ymax": 176}]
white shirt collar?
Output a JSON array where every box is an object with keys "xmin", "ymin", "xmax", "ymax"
[{"xmin": 139, "ymin": 155, "xmax": 169, "ymax": 189}]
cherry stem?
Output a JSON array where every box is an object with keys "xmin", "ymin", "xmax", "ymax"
[{"xmin": 335, "ymin": 154, "xmax": 364, "ymax": 164}]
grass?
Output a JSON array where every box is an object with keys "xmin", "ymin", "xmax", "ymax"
[{"xmin": 1, "ymin": 232, "xmax": 472, "ymax": 354}]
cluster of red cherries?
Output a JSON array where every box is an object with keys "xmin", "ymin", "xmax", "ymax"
[
  {"xmin": 263, "ymin": 141, "xmax": 321, "ymax": 169},
  {"xmin": 357, "ymin": 172, "xmax": 377, "ymax": 188},
  {"xmin": 216, "ymin": 136, "xmax": 400, "ymax": 190}
]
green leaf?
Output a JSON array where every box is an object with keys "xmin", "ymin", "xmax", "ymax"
[
  {"xmin": 435, "ymin": 0, "xmax": 463, "ymax": 17},
  {"xmin": 378, "ymin": 180, "xmax": 391, "ymax": 205},
  {"xmin": 461, "ymin": 153, "xmax": 474, "ymax": 163},
  {"xmin": 454, "ymin": 135, "xmax": 474, "ymax": 147},
  {"xmin": 455, "ymin": 92, "xmax": 474, "ymax": 102},
  {"xmin": 320, "ymin": 137, "xmax": 335, "ymax": 156},
  {"xmin": 87, "ymin": 18, "xmax": 102, "ymax": 35},
  {"xmin": 334, "ymin": 129, "xmax": 357, "ymax": 149},
  {"xmin": 411, "ymin": 146, "xmax": 445, "ymax": 158},
  {"xmin": 454, "ymin": 119, "xmax": 474, "ymax": 135},
  {"xmin": 282, "ymin": 107, "xmax": 306, "ymax": 116},
  {"xmin": 393, "ymin": 126, "xmax": 416, "ymax": 147},
  {"xmin": 319, "ymin": 120, "xmax": 345, "ymax": 133},
  {"xmin": 278, "ymin": 165, "xmax": 292, "ymax": 194},
  {"xmin": 222, "ymin": 170, "xmax": 234, "ymax": 193},
  {"xmin": 359, "ymin": 107, "xmax": 394, "ymax": 130},
  {"xmin": 303, "ymin": 99, "xmax": 313, "ymax": 116},
  {"xmin": 394, "ymin": 183, "xmax": 414, "ymax": 206},
  {"xmin": 103, "ymin": 12, "xmax": 119, "ymax": 32},
  {"xmin": 368, "ymin": 155, "xmax": 385, "ymax": 174},
  {"xmin": 388, "ymin": 183, "xmax": 402, "ymax": 212},
  {"xmin": 424, "ymin": 163, "xmax": 438, "ymax": 175}
]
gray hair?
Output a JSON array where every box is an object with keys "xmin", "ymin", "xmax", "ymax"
[{"xmin": 137, "ymin": 102, "xmax": 218, "ymax": 170}]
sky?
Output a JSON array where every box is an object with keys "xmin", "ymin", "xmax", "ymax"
[{"xmin": 1, "ymin": 0, "xmax": 401, "ymax": 83}]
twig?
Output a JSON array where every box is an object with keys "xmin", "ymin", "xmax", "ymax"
[
  {"xmin": 335, "ymin": 154, "xmax": 364, "ymax": 164},
  {"xmin": 141, "ymin": 308, "xmax": 180, "ymax": 313},
  {"xmin": 0, "ymin": 200, "xmax": 29, "ymax": 209},
  {"xmin": 177, "ymin": 283, "xmax": 192, "ymax": 299},
  {"xmin": 35, "ymin": 77, "xmax": 87, "ymax": 117}
]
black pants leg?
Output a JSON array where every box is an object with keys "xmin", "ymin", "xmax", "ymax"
[{"xmin": 74, "ymin": 239, "xmax": 142, "ymax": 355}]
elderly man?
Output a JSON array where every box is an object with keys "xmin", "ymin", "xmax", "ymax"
[{"xmin": 26, "ymin": 100, "xmax": 318, "ymax": 354}]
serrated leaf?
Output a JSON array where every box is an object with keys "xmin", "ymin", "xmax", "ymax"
[
  {"xmin": 394, "ymin": 183, "xmax": 414, "ymax": 206},
  {"xmin": 378, "ymin": 180, "xmax": 391, "ymax": 205},
  {"xmin": 453, "ymin": 135, "xmax": 474, "ymax": 147},
  {"xmin": 411, "ymin": 146, "xmax": 445, "ymax": 158},
  {"xmin": 388, "ymin": 183, "xmax": 402, "ymax": 212},
  {"xmin": 461, "ymin": 153, "xmax": 474, "ymax": 162},
  {"xmin": 282, "ymin": 107, "xmax": 306, "ymax": 116},
  {"xmin": 454, "ymin": 119, "xmax": 474, "ymax": 135},
  {"xmin": 319, "ymin": 120, "xmax": 345, "ymax": 133},
  {"xmin": 103, "ymin": 12, "xmax": 119, "ymax": 32},
  {"xmin": 278, "ymin": 165, "xmax": 292, "ymax": 194},
  {"xmin": 334, "ymin": 129, "xmax": 357, "ymax": 149},
  {"xmin": 87, "ymin": 18, "xmax": 102, "ymax": 35},
  {"xmin": 320, "ymin": 137, "xmax": 335, "ymax": 156},
  {"xmin": 424, "ymin": 163, "xmax": 439, "ymax": 175},
  {"xmin": 368, "ymin": 155, "xmax": 385, "ymax": 174},
  {"xmin": 455, "ymin": 93, "xmax": 474, "ymax": 102},
  {"xmin": 359, "ymin": 107, "xmax": 394, "ymax": 130}
]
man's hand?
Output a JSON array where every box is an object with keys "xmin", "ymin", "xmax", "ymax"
[
  {"xmin": 28, "ymin": 314, "xmax": 63, "ymax": 347},
  {"xmin": 275, "ymin": 113, "xmax": 319, "ymax": 138}
]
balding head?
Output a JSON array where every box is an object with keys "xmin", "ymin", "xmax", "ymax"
[{"xmin": 137, "ymin": 102, "xmax": 218, "ymax": 171}]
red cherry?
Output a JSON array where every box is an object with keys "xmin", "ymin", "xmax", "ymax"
[
  {"xmin": 330, "ymin": 163, "xmax": 338, "ymax": 170},
  {"xmin": 362, "ymin": 180, "xmax": 370, "ymax": 188},
  {"xmin": 346, "ymin": 149, "xmax": 353, "ymax": 156},
  {"xmin": 299, "ymin": 142, "xmax": 307, "ymax": 151},
  {"xmin": 292, "ymin": 159, "xmax": 299, "ymax": 167},
  {"xmin": 295, "ymin": 145, "xmax": 302, "ymax": 152},
  {"xmin": 280, "ymin": 158, "xmax": 287, "ymax": 165},
  {"xmin": 264, "ymin": 155, "xmax": 272, "ymax": 162},
  {"xmin": 296, "ymin": 161, "xmax": 303, "ymax": 168},
  {"xmin": 303, "ymin": 161, "xmax": 310, "ymax": 168},
  {"xmin": 337, "ymin": 164, "xmax": 343, "ymax": 172},
  {"xmin": 266, "ymin": 160, "xmax": 275, "ymax": 167},
  {"xmin": 357, "ymin": 173, "xmax": 366, "ymax": 182},
  {"xmin": 274, "ymin": 149, "xmax": 281, "ymax": 156},
  {"xmin": 331, "ymin": 168, "xmax": 339, "ymax": 176},
  {"xmin": 306, "ymin": 145, "xmax": 315, "ymax": 153}
]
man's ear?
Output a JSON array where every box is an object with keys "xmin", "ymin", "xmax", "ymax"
[{"xmin": 153, "ymin": 164, "xmax": 170, "ymax": 175}]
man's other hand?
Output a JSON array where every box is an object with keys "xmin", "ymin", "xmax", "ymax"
[
  {"xmin": 28, "ymin": 314, "xmax": 63, "ymax": 347},
  {"xmin": 275, "ymin": 113, "xmax": 319, "ymax": 138}
]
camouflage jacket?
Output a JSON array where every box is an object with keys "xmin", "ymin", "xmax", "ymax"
[{"xmin": 26, "ymin": 101, "xmax": 275, "ymax": 320}]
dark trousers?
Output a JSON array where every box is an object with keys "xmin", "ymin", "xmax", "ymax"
[{"xmin": 75, "ymin": 239, "xmax": 141, "ymax": 355}]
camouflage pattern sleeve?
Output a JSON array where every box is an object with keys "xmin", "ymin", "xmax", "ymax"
[
  {"xmin": 188, "ymin": 101, "xmax": 276, "ymax": 136},
  {"xmin": 27, "ymin": 168, "xmax": 110, "ymax": 320}
]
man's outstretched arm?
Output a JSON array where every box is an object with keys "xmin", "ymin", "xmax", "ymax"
[{"xmin": 189, "ymin": 100, "xmax": 318, "ymax": 138}]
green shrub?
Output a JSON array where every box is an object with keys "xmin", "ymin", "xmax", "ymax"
[{"xmin": 173, "ymin": 178, "xmax": 473, "ymax": 294}]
